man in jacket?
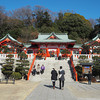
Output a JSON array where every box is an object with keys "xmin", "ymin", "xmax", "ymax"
[{"xmin": 58, "ymin": 66, "xmax": 65, "ymax": 90}]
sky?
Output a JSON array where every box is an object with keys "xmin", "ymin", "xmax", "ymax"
[{"xmin": 0, "ymin": 0, "xmax": 100, "ymax": 19}]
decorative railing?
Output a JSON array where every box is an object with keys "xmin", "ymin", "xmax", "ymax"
[
  {"xmin": 27, "ymin": 54, "xmax": 36, "ymax": 80},
  {"xmin": 70, "ymin": 56, "xmax": 78, "ymax": 81},
  {"xmin": 0, "ymin": 54, "xmax": 34, "ymax": 59},
  {"xmin": 73, "ymin": 54, "xmax": 100, "ymax": 61}
]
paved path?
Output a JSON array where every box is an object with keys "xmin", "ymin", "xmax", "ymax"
[
  {"xmin": 25, "ymin": 80, "xmax": 100, "ymax": 100},
  {"xmin": 26, "ymin": 58, "xmax": 100, "ymax": 100},
  {"xmin": 25, "ymin": 80, "xmax": 77, "ymax": 100}
]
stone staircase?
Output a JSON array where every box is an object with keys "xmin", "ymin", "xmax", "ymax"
[{"xmin": 29, "ymin": 57, "xmax": 74, "ymax": 82}]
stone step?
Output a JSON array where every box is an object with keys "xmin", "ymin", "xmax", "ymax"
[{"xmin": 29, "ymin": 59, "xmax": 74, "ymax": 82}]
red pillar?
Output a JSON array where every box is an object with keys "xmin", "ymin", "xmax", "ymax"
[
  {"xmin": 57, "ymin": 48, "xmax": 60, "ymax": 57},
  {"xmin": 46, "ymin": 48, "xmax": 50, "ymax": 57},
  {"xmin": 75, "ymin": 72, "xmax": 78, "ymax": 81},
  {"xmin": 24, "ymin": 48, "xmax": 27, "ymax": 54},
  {"xmin": 79, "ymin": 48, "xmax": 82, "ymax": 54},
  {"xmin": 70, "ymin": 50, "xmax": 73, "ymax": 57}
]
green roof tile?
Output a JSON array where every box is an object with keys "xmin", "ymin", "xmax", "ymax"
[
  {"xmin": 85, "ymin": 34, "xmax": 100, "ymax": 45},
  {"xmin": 30, "ymin": 32, "xmax": 76, "ymax": 43},
  {"xmin": 0, "ymin": 33, "xmax": 22, "ymax": 45}
]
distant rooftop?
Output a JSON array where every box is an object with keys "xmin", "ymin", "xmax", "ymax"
[
  {"xmin": 0, "ymin": 33, "xmax": 22, "ymax": 45},
  {"xmin": 85, "ymin": 34, "xmax": 100, "ymax": 45}
]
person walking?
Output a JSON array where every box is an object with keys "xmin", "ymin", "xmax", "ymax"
[
  {"xmin": 41, "ymin": 64, "xmax": 45, "ymax": 74},
  {"xmin": 58, "ymin": 53, "xmax": 62, "ymax": 60},
  {"xmin": 51, "ymin": 68, "xmax": 58, "ymax": 89},
  {"xmin": 88, "ymin": 71, "xmax": 92, "ymax": 85},
  {"xmin": 36, "ymin": 64, "xmax": 41, "ymax": 75},
  {"xmin": 58, "ymin": 66, "xmax": 65, "ymax": 90},
  {"xmin": 32, "ymin": 65, "xmax": 36, "ymax": 76}
]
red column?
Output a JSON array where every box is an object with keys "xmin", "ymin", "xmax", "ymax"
[
  {"xmin": 79, "ymin": 48, "xmax": 82, "ymax": 54},
  {"xmin": 75, "ymin": 72, "xmax": 78, "ymax": 81},
  {"xmin": 46, "ymin": 48, "xmax": 50, "ymax": 57},
  {"xmin": 70, "ymin": 50, "xmax": 73, "ymax": 57},
  {"xmin": 57, "ymin": 48, "xmax": 60, "ymax": 57},
  {"xmin": 24, "ymin": 48, "xmax": 27, "ymax": 54}
]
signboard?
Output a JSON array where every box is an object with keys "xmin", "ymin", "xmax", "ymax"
[{"xmin": 82, "ymin": 66, "xmax": 92, "ymax": 74}]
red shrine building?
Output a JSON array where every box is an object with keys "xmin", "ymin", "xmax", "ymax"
[
  {"xmin": 0, "ymin": 34, "xmax": 23, "ymax": 54},
  {"xmin": 84, "ymin": 34, "xmax": 100, "ymax": 54},
  {"xmin": 28, "ymin": 32, "xmax": 82, "ymax": 57},
  {"xmin": 0, "ymin": 32, "xmax": 82, "ymax": 56}
]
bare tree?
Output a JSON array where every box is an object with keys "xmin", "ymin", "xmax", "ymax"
[
  {"xmin": 0, "ymin": 6, "xmax": 7, "ymax": 25},
  {"xmin": 9, "ymin": 5, "xmax": 33, "ymax": 26},
  {"xmin": 88, "ymin": 18, "xmax": 96, "ymax": 29}
]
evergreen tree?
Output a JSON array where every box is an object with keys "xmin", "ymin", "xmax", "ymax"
[
  {"xmin": 15, "ymin": 52, "xmax": 29, "ymax": 79},
  {"xmin": 92, "ymin": 56, "xmax": 100, "ymax": 78},
  {"xmin": 57, "ymin": 13, "xmax": 93, "ymax": 40},
  {"xmin": 2, "ymin": 54, "xmax": 14, "ymax": 78}
]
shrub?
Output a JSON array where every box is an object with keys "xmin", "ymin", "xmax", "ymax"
[{"xmin": 10, "ymin": 72, "xmax": 22, "ymax": 80}]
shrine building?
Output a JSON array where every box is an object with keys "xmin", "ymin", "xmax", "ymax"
[
  {"xmin": 84, "ymin": 34, "xmax": 100, "ymax": 54},
  {"xmin": 0, "ymin": 34, "xmax": 23, "ymax": 54},
  {"xmin": 28, "ymin": 32, "xmax": 82, "ymax": 57}
]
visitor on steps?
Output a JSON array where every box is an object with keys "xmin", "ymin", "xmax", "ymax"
[
  {"xmin": 88, "ymin": 71, "xmax": 92, "ymax": 85},
  {"xmin": 32, "ymin": 65, "xmax": 36, "ymax": 76},
  {"xmin": 58, "ymin": 66, "xmax": 65, "ymax": 90},
  {"xmin": 51, "ymin": 68, "xmax": 58, "ymax": 89},
  {"xmin": 41, "ymin": 64, "xmax": 45, "ymax": 74},
  {"xmin": 36, "ymin": 64, "xmax": 41, "ymax": 75},
  {"xmin": 58, "ymin": 53, "xmax": 62, "ymax": 60}
]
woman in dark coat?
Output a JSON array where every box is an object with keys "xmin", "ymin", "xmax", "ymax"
[{"xmin": 51, "ymin": 68, "xmax": 58, "ymax": 89}]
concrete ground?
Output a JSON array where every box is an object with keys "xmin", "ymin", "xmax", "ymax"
[
  {"xmin": 67, "ymin": 82, "xmax": 100, "ymax": 100},
  {"xmin": 25, "ymin": 80, "xmax": 100, "ymax": 100},
  {"xmin": 0, "ymin": 80, "xmax": 40, "ymax": 100},
  {"xmin": 0, "ymin": 79, "xmax": 100, "ymax": 100}
]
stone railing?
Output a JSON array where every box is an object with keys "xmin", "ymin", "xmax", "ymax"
[
  {"xmin": 73, "ymin": 54, "xmax": 100, "ymax": 61},
  {"xmin": 0, "ymin": 54, "xmax": 34, "ymax": 59},
  {"xmin": 0, "ymin": 54, "xmax": 34, "ymax": 64}
]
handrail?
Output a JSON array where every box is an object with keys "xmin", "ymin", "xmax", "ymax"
[
  {"xmin": 70, "ymin": 56, "xmax": 78, "ymax": 81},
  {"xmin": 27, "ymin": 54, "xmax": 36, "ymax": 80}
]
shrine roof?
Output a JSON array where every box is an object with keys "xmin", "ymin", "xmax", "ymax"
[
  {"xmin": 0, "ymin": 33, "xmax": 22, "ymax": 45},
  {"xmin": 23, "ymin": 43, "xmax": 31, "ymax": 48},
  {"xmin": 73, "ymin": 44, "xmax": 82, "ymax": 48},
  {"xmin": 85, "ymin": 34, "xmax": 100, "ymax": 45},
  {"xmin": 30, "ymin": 32, "xmax": 76, "ymax": 43}
]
